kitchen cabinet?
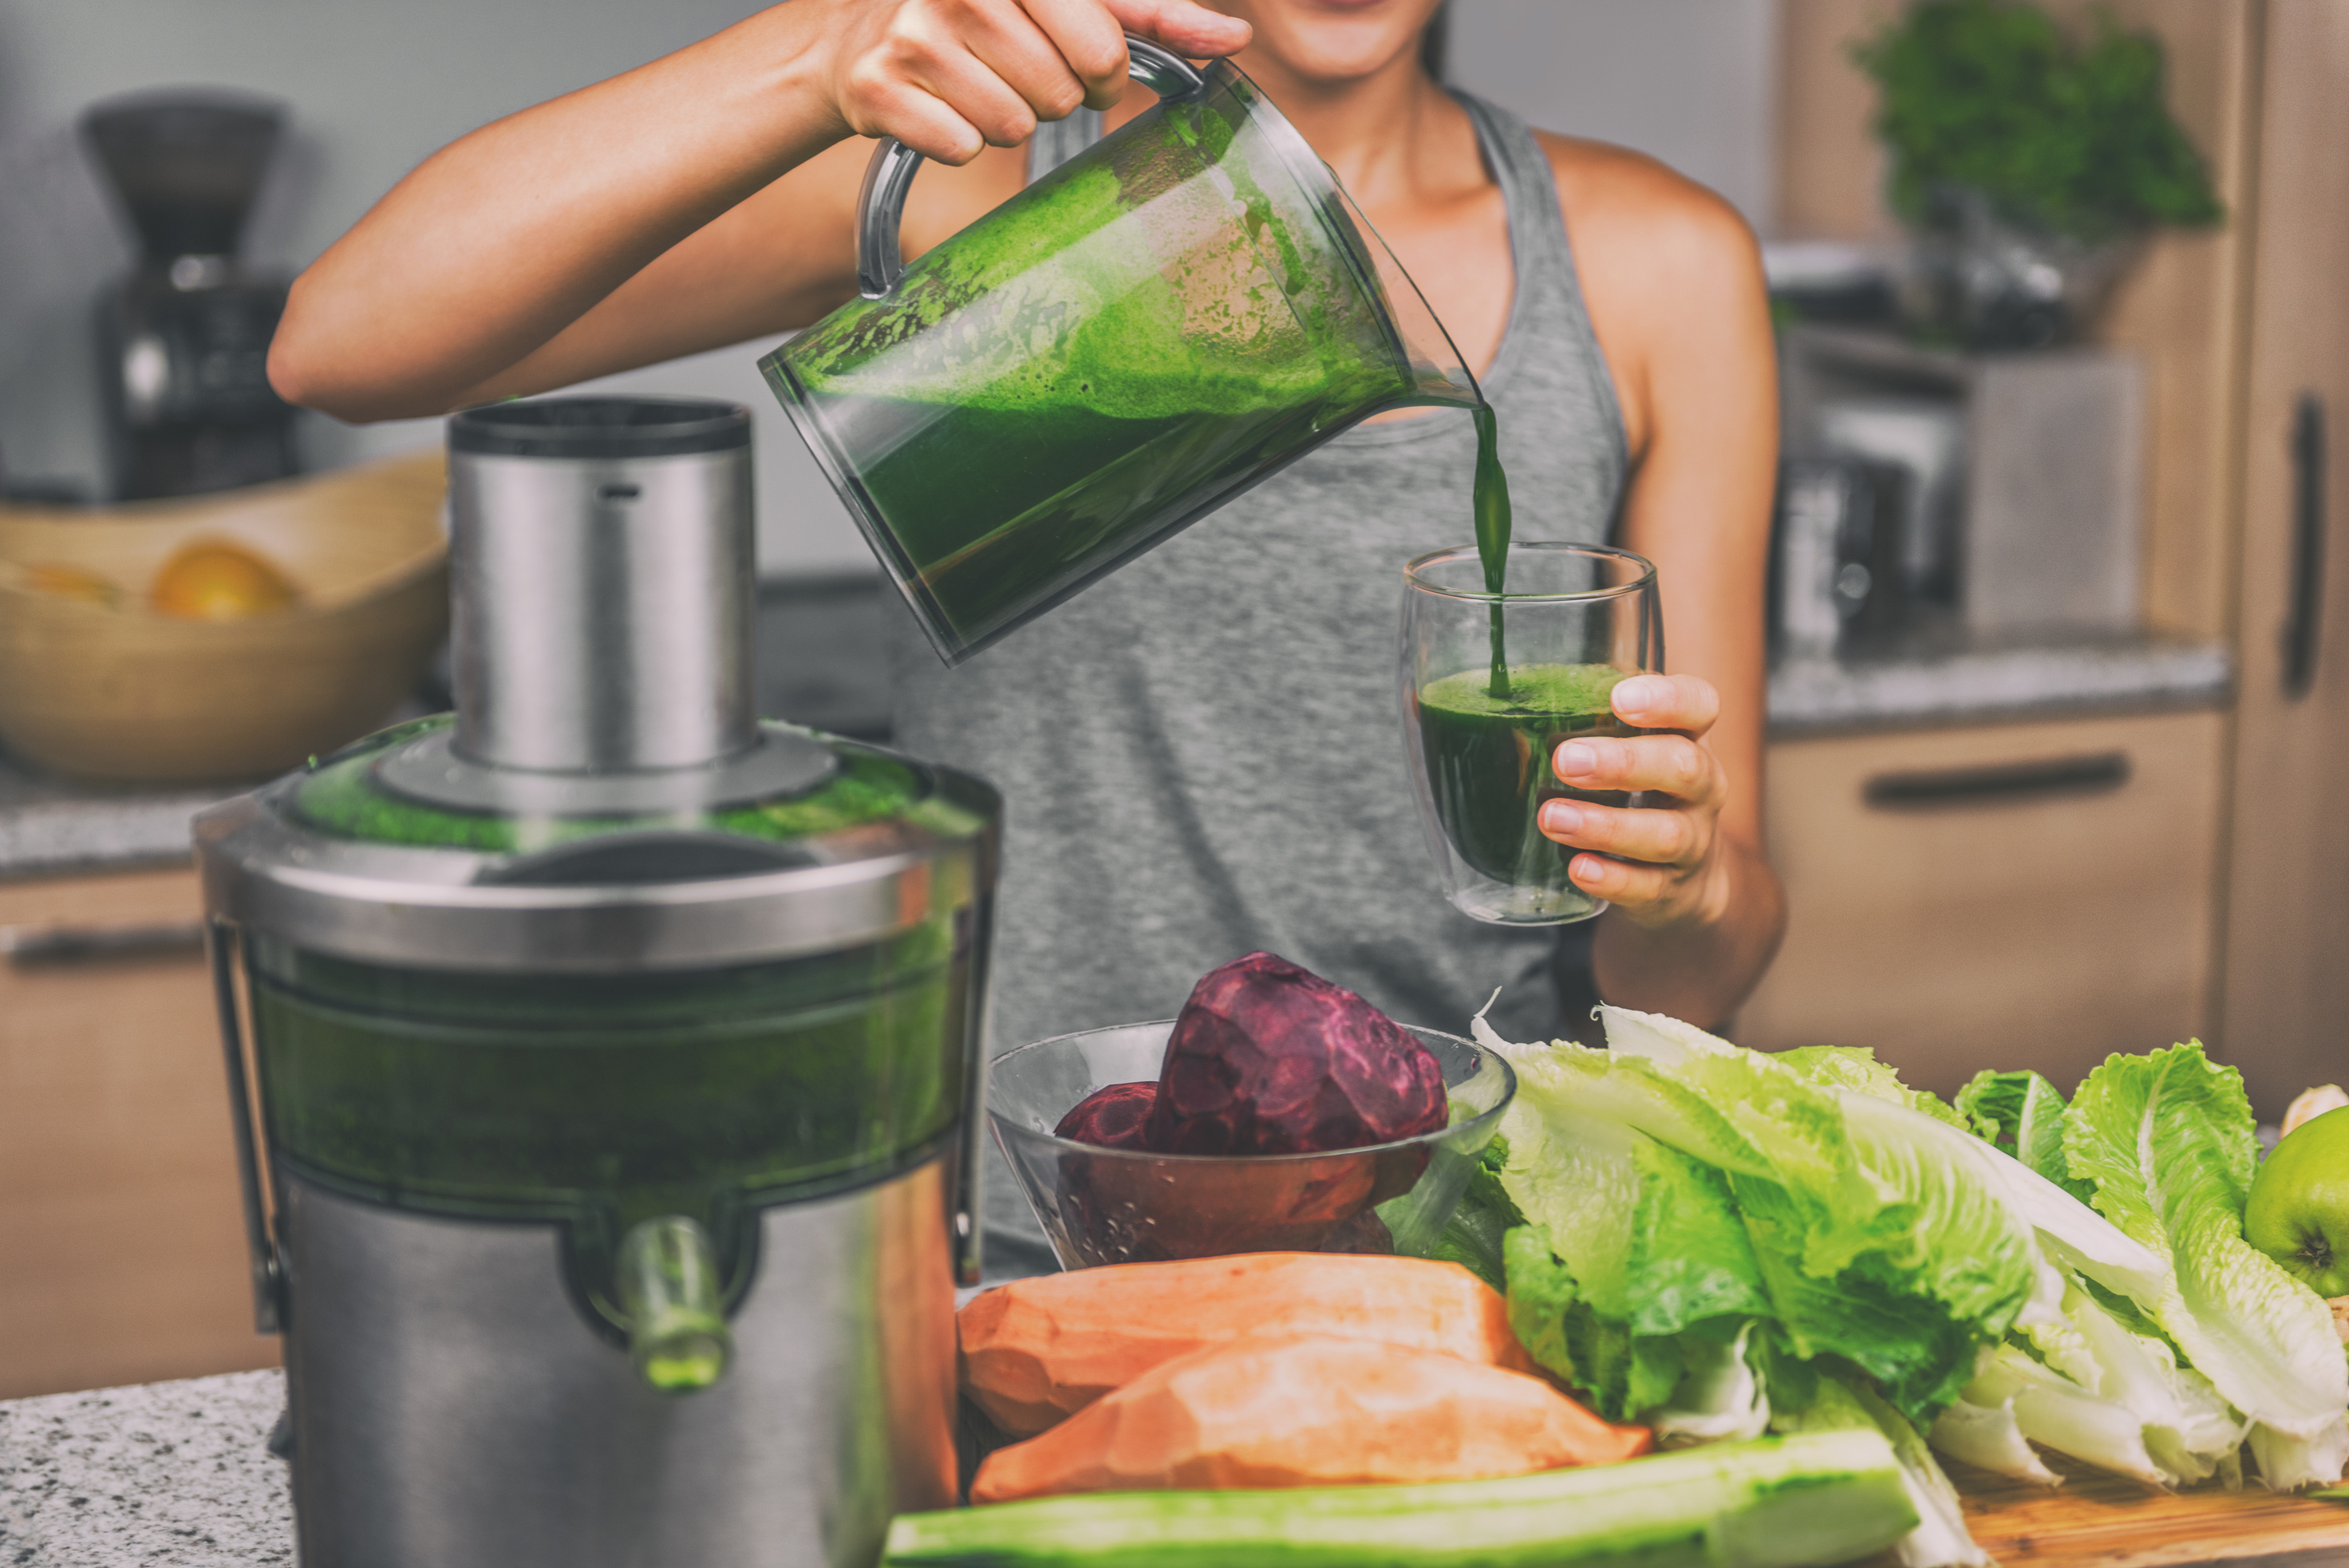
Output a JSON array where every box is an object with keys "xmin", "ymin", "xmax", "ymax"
[
  {"xmin": 1767, "ymin": 1, "xmax": 2342, "ymax": 1115},
  {"xmin": 1738, "ymin": 710, "xmax": 2227, "ymax": 1099},
  {"xmin": 2217, "ymin": 0, "xmax": 2349, "ymax": 1118},
  {"xmin": 0, "ymin": 865, "xmax": 275, "ymax": 1400}
]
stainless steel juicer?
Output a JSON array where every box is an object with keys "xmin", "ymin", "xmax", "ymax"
[{"xmin": 195, "ymin": 397, "xmax": 997, "ymax": 1567}]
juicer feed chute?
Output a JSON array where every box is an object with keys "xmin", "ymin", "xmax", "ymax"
[{"xmin": 195, "ymin": 397, "xmax": 999, "ymax": 1568}]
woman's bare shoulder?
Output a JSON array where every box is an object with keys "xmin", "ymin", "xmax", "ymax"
[
  {"xmin": 1526, "ymin": 130, "xmax": 1770, "ymax": 456},
  {"xmin": 1531, "ymin": 129, "xmax": 1761, "ymax": 280}
]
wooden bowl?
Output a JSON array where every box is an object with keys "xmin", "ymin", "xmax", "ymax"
[{"xmin": 0, "ymin": 451, "xmax": 450, "ymax": 784}]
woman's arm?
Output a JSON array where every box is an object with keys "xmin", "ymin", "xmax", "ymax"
[
  {"xmin": 267, "ymin": 0, "xmax": 1250, "ymax": 423},
  {"xmin": 1535, "ymin": 140, "xmax": 1787, "ymax": 1028}
]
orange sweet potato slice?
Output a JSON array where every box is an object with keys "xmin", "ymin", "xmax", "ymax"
[
  {"xmin": 957, "ymin": 1253, "xmax": 1541, "ymax": 1436},
  {"xmin": 969, "ymin": 1334, "xmax": 1651, "ymax": 1503}
]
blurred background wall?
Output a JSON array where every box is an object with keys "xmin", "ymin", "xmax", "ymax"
[{"xmin": 0, "ymin": 0, "xmax": 1777, "ymax": 576}]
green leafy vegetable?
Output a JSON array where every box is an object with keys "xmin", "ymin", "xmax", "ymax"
[
  {"xmin": 1427, "ymin": 1136, "xmax": 1523, "ymax": 1291},
  {"xmin": 1854, "ymin": 0, "xmax": 2224, "ymax": 243},
  {"xmin": 2063, "ymin": 1043, "xmax": 2349, "ymax": 1485},
  {"xmin": 1482, "ymin": 1010, "xmax": 2042, "ymax": 1424},
  {"xmin": 1957, "ymin": 1068, "xmax": 2094, "ymax": 1202}
]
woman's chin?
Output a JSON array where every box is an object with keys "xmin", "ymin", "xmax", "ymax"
[{"xmin": 1225, "ymin": 0, "xmax": 1436, "ymax": 87}]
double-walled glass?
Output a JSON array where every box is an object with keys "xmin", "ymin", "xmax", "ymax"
[{"xmin": 1401, "ymin": 543, "xmax": 1663, "ymax": 926}]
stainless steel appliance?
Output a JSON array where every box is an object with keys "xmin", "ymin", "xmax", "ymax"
[
  {"xmin": 83, "ymin": 90, "xmax": 298, "ymax": 499},
  {"xmin": 195, "ymin": 397, "xmax": 999, "ymax": 1568}
]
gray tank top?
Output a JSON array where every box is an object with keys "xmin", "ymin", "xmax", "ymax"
[{"xmin": 891, "ymin": 95, "xmax": 1629, "ymax": 1277}]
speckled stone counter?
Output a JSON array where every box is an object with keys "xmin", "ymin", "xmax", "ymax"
[
  {"xmin": 0, "ymin": 1371, "xmax": 291, "ymax": 1566},
  {"xmin": 0, "ymin": 575, "xmax": 898, "ymax": 881},
  {"xmin": 0, "ymin": 760, "xmax": 239, "ymax": 879},
  {"xmin": 1767, "ymin": 628, "xmax": 2231, "ymax": 738}
]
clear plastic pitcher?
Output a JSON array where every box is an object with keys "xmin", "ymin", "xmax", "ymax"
[{"xmin": 761, "ymin": 39, "xmax": 1480, "ymax": 665}]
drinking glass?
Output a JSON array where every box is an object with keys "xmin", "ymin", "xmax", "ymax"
[{"xmin": 1400, "ymin": 543, "xmax": 1663, "ymax": 925}]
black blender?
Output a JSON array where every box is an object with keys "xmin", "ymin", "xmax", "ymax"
[
  {"xmin": 196, "ymin": 397, "xmax": 998, "ymax": 1566},
  {"xmin": 83, "ymin": 89, "xmax": 298, "ymax": 500}
]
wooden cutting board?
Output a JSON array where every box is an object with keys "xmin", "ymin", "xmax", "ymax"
[{"xmin": 1949, "ymin": 1455, "xmax": 2349, "ymax": 1567}]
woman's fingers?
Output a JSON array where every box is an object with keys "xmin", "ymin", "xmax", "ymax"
[
  {"xmin": 1551, "ymin": 732, "xmax": 1723, "ymax": 806},
  {"xmin": 1540, "ymin": 795, "xmax": 1707, "ymax": 868},
  {"xmin": 1102, "ymin": 0, "xmax": 1253, "ymax": 57},
  {"xmin": 830, "ymin": 0, "xmax": 1249, "ymax": 164},
  {"xmin": 1563, "ymin": 851, "xmax": 1679, "ymax": 909},
  {"xmin": 1018, "ymin": 0, "xmax": 1138, "ymax": 107},
  {"xmin": 1610, "ymin": 673, "xmax": 1719, "ymax": 737}
]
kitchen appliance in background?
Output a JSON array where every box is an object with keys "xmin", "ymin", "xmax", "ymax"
[
  {"xmin": 1771, "ymin": 457, "xmax": 1908, "ymax": 657},
  {"xmin": 195, "ymin": 398, "xmax": 998, "ymax": 1568},
  {"xmin": 82, "ymin": 91, "xmax": 298, "ymax": 500},
  {"xmin": 1814, "ymin": 396, "xmax": 1967, "ymax": 607},
  {"xmin": 1783, "ymin": 326, "xmax": 2145, "ymax": 638}
]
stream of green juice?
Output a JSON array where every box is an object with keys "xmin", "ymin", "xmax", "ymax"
[{"xmin": 1471, "ymin": 401, "xmax": 1513, "ymax": 695}]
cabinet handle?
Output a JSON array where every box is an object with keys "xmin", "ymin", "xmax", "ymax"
[
  {"xmin": 2284, "ymin": 393, "xmax": 2327, "ymax": 699},
  {"xmin": 0, "ymin": 920, "xmax": 208, "ymax": 968},
  {"xmin": 1863, "ymin": 752, "xmax": 2131, "ymax": 810}
]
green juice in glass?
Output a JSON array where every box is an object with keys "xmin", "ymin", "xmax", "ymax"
[{"xmin": 1415, "ymin": 662, "xmax": 1632, "ymax": 919}]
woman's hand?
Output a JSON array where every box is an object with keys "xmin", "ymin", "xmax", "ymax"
[
  {"xmin": 1538, "ymin": 673, "xmax": 1734, "ymax": 931},
  {"xmin": 819, "ymin": 0, "xmax": 1252, "ymax": 164}
]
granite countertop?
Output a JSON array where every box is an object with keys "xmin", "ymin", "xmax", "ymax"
[
  {"xmin": 0, "ymin": 575, "xmax": 898, "ymax": 881},
  {"xmin": 0, "ymin": 1371, "xmax": 291, "ymax": 1566},
  {"xmin": 1767, "ymin": 624, "xmax": 2230, "ymax": 737},
  {"xmin": 0, "ymin": 579, "xmax": 2230, "ymax": 879}
]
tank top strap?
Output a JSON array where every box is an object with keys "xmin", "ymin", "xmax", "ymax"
[
  {"xmin": 1449, "ymin": 89, "xmax": 1629, "ymax": 494},
  {"xmin": 1451, "ymin": 92, "xmax": 1581, "ymax": 339}
]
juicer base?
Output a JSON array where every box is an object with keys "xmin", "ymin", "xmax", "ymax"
[{"xmin": 272, "ymin": 1155, "xmax": 959, "ymax": 1568}]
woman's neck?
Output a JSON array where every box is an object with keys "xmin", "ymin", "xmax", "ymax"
[{"xmin": 1232, "ymin": 49, "xmax": 1455, "ymax": 207}]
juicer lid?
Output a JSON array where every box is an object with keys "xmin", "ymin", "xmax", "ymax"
[
  {"xmin": 195, "ymin": 717, "xmax": 1000, "ymax": 973},
  {"xmin": 195, "ymin": 393, "xmax": 1001, "ymax": 973}
]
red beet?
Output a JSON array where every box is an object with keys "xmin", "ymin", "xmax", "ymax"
[
  {"xmin": 1144, "ymin": 952, "xmax": 1448, "ymax": 1156},
  {"xmin": 1053, "ymin": 1081, "xmax": 1160, "ymax": 1149}
]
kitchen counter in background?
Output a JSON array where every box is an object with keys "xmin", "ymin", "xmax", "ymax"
[
  {"xmin": 0, "ymin": 575, "xmax": 899, "ymax": 880},
  {"xmin": 1767, "ymin": 624, "xmax": 2233, "ymax": 738},
  {"xmin": 0, "ymin": 575, "xmax": 2232, "ymax": 880}
]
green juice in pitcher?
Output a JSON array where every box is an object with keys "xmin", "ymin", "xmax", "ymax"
[
  {"xmin": 767, "ymin": 61, "xmax": 1481, "ymax": 662},
  {"xmin": 1415, "ymin": 662, "xmax": 1632, "ymax": 914}
]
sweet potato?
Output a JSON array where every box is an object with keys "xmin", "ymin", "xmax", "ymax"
[
  {"xmin": 969, "ymin": 1334, "xmax": 1650, "ymax": 1503},
  {"xmin": 957, "ymin": 1252, "xmax": 1538, "ymax": 1436}
]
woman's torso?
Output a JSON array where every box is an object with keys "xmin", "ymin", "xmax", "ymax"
[{"xmin": 889, "ymin": 93, "xmax": 1629, "ymax": 1275}]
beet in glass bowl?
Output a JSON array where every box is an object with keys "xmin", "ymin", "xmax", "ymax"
[{"xmin": 988, "ymin": 1021, "xmax": 1516, "ymax": 1269}]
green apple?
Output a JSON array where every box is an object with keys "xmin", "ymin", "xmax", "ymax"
[{"xmin": 2247, "ymin": 1104, "xmax": 2349, "ymax": 1298}]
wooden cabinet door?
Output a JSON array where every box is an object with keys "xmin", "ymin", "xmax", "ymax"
[
  {"xmin": 1740, "ymin": 710, "xmax": 2227, "ymax": 1100},
  {"xmin": 2217, "ymin": 0, "xmax": 2349, "ymax": 1120},
  {"xmin": 0, "ymin": 867, "xmax": 278, "ymax": 1398}
]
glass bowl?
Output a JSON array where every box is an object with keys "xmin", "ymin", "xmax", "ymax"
[{"xmin": 988, "ymin": 1021, "xmax": 1517, "ymax": 1270}]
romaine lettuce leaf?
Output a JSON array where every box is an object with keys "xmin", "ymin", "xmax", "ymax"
[
  {"xmin": 1957, "ymin": 1068, "xmax": 2094, "ymax": 1202},
  {"xmin": 1502, "ymin": 1225, "xmax": 1690, "ymax": 1421},
  {"xmin": 2021, "ymin": 1278, "xmax": 2246, "ymax": 1485},
  {"xmin": 2064, "ymin": 1044, "xmax": 2349, "ymax": 1467},
  {"xmin": 1779, "ymin": 1045, "xmax": 1972, "ymax": 1132},
  {"xmin": 1490, "ymin": 1011, "xmax": 2043, "ymax": 1424},
  {"xmin": 1965, "ymin": 1344, "xmax": 2166, "ymax": 1485},
  {"xmin": 1928, "ymin": 1397, "xmax": 2060, "ymax": 1486}
]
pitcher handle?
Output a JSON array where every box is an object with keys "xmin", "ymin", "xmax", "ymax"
[{"xmin": 856, "ymin": 36, "xmax": 1210, "ymax": 299}]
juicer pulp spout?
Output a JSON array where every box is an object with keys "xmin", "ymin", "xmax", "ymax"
[{"xmin": 618, "ymin": 1214, "xmax": 734, "ymax": 1394}]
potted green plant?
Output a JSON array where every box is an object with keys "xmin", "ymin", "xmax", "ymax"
[{"xmin": 1854, "ymin": 0, "xmax": 2223, "ymax": 348}]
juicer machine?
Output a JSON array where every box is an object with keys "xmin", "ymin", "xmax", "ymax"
[{"xmin": 195, "ymin": 397, "xmax": 999, "ymax": 1566}]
